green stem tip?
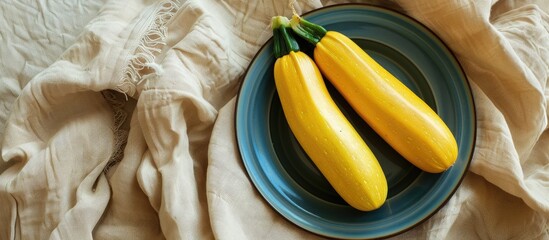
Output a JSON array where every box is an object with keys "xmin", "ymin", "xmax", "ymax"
[
  {"xmin": 272, "ymin": 16, "xmax": 300, "ymax": 58},
  {"xmin": 289, "ymin": 14, "xmax": 327, "ymax": 45}
]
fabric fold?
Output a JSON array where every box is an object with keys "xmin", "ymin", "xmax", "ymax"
[{"xmin": 0, "ymin": 61, "xmax": 116, "ymax": 239}]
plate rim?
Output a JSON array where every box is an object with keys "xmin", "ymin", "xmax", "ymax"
[{"xmin": 234, "ymin": 3, "xmax": 477, "ymax": 239}]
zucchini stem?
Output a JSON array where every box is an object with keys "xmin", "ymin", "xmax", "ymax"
[
  {"xmin": 290, "ymin": 14, "xmax": 327, "ymax": 45},
  {"xmin": 272, "ymin": 16, "xmax": 299, "ymax": 58}
]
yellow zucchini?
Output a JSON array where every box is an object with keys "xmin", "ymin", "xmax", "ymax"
[
  {"xmin": 272, "ymin": 16, "xmax": 387, "ymax": 211},
  {"xmin": 290, "ymin": 15, "xmax": 458, "ymax": 173}
]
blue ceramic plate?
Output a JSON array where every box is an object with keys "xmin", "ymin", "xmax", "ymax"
[{"xmin": 235, "ymin": 4, "xmax": 475, "ymax": 239}]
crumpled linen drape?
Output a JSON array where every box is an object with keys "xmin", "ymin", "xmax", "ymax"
[{"xmin": 0, "ymin": 0, "xmax": 548, "ymax": 239}]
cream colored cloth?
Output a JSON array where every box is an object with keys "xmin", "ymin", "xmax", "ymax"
[{"xmin": 0, "ymin": 0, "xmax": 548, "ymax": 239}]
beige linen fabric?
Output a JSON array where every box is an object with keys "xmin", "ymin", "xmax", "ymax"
[{"xmin": 0, "ymin": 0, "xmax": 548, "ymax": 239}]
